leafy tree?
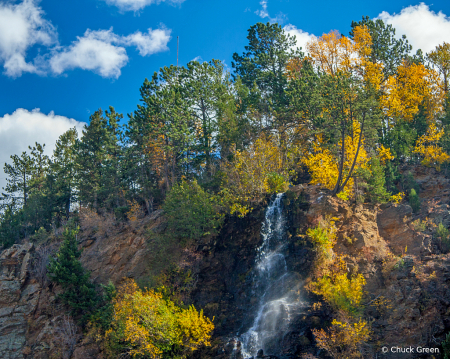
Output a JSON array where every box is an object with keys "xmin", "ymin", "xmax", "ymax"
[
  {"xmin": 104, "ymin": 279, "xmax": 214, "ymax": 359},
  {"xmin": 221, "ymin": 134, "xmax": 289, "ymax": 216},
  {"xmin": 313, "ymin": 318, "xmax": 371, "ymax": 359},
  {"xmin": 350, "ymin": 16, "xmax": 416, "ymax": 78},
  {"xmin": 428, "ymin": 42, "xmax": 450, "ymax": 94},
  {"xmin": 413, "ymin": 122, "xmax": 450, "ymax": 170},
  {"xmin": 47, "ymin": 226, "xmax": 99, "ymax": 324},
  {"xmin": 163, "ymin": 180, "xmax": 224, "ymax": 241},
  {"xmin": 309, "ymin": 257, "xmax": 366, "ymax": 316}
]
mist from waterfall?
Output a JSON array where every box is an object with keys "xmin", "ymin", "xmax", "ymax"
[{"xmin": 237, "ymin": 193, "xmax": 305, "ymax": 358}]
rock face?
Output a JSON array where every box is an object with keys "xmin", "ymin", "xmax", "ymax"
[
  {"xmin": 2, "ymin": 166, "xmax": 450, "ymax": 358},
  {"xmin": 0, "ymin": 243, "xmax": 38, "ymax": 359}
]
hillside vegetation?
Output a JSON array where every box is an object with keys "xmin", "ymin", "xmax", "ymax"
[{"xmin": 2, "ymin": 16, "xmax": 450, "ymax": 359}]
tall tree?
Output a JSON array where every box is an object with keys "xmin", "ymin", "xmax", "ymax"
[
  {"xmin": 428, "ymin": 42, "xmax": 450, "ymax": 94},
  {"xmin": 232, "ymin": 22, "xmax": 299, "ymax": 130}
]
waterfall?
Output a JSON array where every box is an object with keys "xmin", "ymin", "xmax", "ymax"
[{"xmin": 236, "ymin": 193, "xmax": 305, "ymax": 358}]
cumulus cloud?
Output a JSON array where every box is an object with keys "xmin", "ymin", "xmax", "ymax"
[
  {"xmin": 103, "ymin": 0, "xmax": 185, "ymax": 12},
  {"xmin": 49, "ymin": 29, "xmax": 129, "ymax": 78},
  {"xmin": 377, "ymin": 3, "xmax": 450, "ymax": 54},
  {"xmin": 0, "ymin": 0, "xmax": 57, "ymax": 77},
  {"xmin": 0, "ymin": 0, "xmax": 172, "ymax": 78},
  {"xmin": 283, "ymin": 24, "xmax": 314, "ymax": 52},
  {"xmin": 122, "ymin": 27, "xmax": 171, "ymax": 56},
  {"xmin": 49, "ymin": 27, "xmax": 171, "ymax": 78},
  {"xmin": 0, "ymin": 108, "xmax": 86, "ymax": 191},
  {"xmin": 255, "ymin": 0, "xmax": 287, "ymax": 24}
]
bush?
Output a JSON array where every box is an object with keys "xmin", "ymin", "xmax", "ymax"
[
  {"xmin": 264, "ymin": 172, "xmax": 289, "ymax": 194},
  {"xmin": 409, "ymin": 188, "xmax": 421, "ymax": 213},
  {"xmin": 307, "ymin": 217, "xmax": 337, "ymax": 260},
  {"xmin": 163, "ymin": 180, "xmax": 224, "ymax": 241},
  {"xmin": 309, "ymin": 258, "xmax": 366, "ymax": 316},
  {"xmin": 104, "ymin": 279, "xmax": 214, "ymax": 359},
  {"xmin": 312, "ymin": 318, "xmax": 370, "ymax": 359}
]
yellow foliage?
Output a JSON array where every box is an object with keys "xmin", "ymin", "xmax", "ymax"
[
  {"xmin": 306, "ymin": 25, "xmax": 383, "ymax": 90},
  {"xmin": 221, "ymin": 135, "xmax": 289, "ymax": 216},
  {"xmin": 312, "ymin": 318, "xmax": 371, "ymax": 359},
  {"xmin": 307, "ymin": 216, "xmax": 337, "ymax": 261},
  {"xmin": 377, "ymin": 145, "xmax": 394, "ymax": 165},
  {"xmin": 381, "ymin": 61, "xmax": 445, "ymax": 122},
  {"xmin": 413, "ymin": 123, "xmax": 450, "ymax": 170},
  {"xmin": 104, "ymin": 279, "xmax": 214, "ymax": 359},
  {"xmin": 389, "ymin": 192, "xmax": 405, "ymax": 205},
  {"xmin": 309, "ymin": 257, "xmax": 366, "ymax": 315},
  {"xmin": 302, "ymin": 121, "xmax": 370, "ymax": 200},
  {"xmin": 126, "ymin": 199, "xmax": 142, "ymax": 222}
]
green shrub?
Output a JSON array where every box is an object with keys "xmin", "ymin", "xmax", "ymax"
[
  {"xmin": 437, "ymin": 222, "xmax": 450, "ymax": 252},
  {"xmin": 163, "ymin": 180, "xmax": 224, "ymax": 241},
  {"xmin": 409, "ymin": 189, "xmax": 421, "ymax": 213},
  {"xmin": 307, "ymin": 218, "xmax": 337, "ymax": 260},
  {"xmin": 264, "ymin": 172, "xmax": 289, "ymax": 194}
]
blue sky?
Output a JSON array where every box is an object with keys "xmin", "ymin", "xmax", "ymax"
[{"xmin": 0, "ymin": 0, "xmax": 450, "ymax": 188}]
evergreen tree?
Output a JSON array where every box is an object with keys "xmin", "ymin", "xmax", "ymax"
[
  {"xmin": 47, "ymin": 226, "xmax": 98, "ymax": 324},
  {"xmin": 364, "ymin": 157, "xmax": 390, "ymax": 203},
  {"xmin": 409, "ymin": 188, "xmax": 421, "ymax": 213},
  {"xmin": 232, "ymin": 22, "xmax": 300, "ymax": 130}
]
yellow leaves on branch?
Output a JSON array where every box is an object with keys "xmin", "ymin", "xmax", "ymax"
[
  {"xmin": 104, "ymin": 279, "xmax": 214, "ymax": 359},
  {"xmin": 307, "ymin": 216, "xmax": 337, "ymax": 261},
  {"xmin": 221, "ymin": 135, "xmax": 289, "ymax": 216},
  {"xmin": 389, "ymin": 192, "xmax": 405, "ymax": 205},
  {"xmin": 381, "ymin": 61, "xmax": 445, "ymax": 122},
  {"xmin": 312, "ymin": 318, "xmax": 371, "ymax": 359},
  {"xmin": 413, "ymin": 123, "xmax": 450, "ymax": 170},
  {"xmin": 305, "ymin": 25, "xmax": 383, "ymax": 89},
  {"xmin": 309, "ymin": 256, "xmax": 366, "ymax": 315},
  {"xmin": 302, "ymin": 121, "xmax": 369, "ymax": 200},
  {"xmin": 377, "ymin": 145, "xmax": 394, "ymax": 165}
]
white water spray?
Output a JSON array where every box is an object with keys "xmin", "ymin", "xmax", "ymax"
[{"xmin": 237, "ymin": 193, "xmax": 305, "ymax": 358}]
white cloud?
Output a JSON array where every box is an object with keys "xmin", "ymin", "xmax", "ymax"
[
  {"xmin": 0, "ymin": 108, "xmax": 86, "ymax": 191},
  {"xmin": 283, "ymin": 24, "xmax": 314, "ymax": 52},
  {"xmin": 0, "ymin": 0, "xmax": 57, "ymax": 77},
  {"xmin": 49, "ymin": 29, "xmax": 129, "ymax": 79},
  {"xmin": 49, "ymin": 27, "xmax": 171, "ymax": 78},
  {"xmin": 122, "ymin": 27, "xmax": 171, "ymax": 56},
  {"xmin": 255, "ymin": 0, "xmax": 286, "ymax": 24},
  {"xmin": 0, "ymin": 1, "xmax": 172, "ymax": 79},
  {"xmin": 103, "ymin": 0, "xmax": 185, "ymax": 12},
  {"xmin": 377, "ymin": 3, "xmax": 450, "ymax": 54}
]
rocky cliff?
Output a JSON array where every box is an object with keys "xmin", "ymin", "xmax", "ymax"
[{"xmin": 1, "ymin": 165, "xmax": 450, "ymax": 358}]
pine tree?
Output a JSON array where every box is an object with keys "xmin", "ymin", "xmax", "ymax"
[
  {"xmin": 409, "ymin": 188, "xmax": 421, "ymax": 213},
  {"xmin": 365, "ymin": 157, "xmax": 390, "ymax": 203},
  {"xmin": 47, "ymin": 227, "xmax": 98, "ymax": 324}
]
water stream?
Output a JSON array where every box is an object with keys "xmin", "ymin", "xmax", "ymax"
[{"xmin": 236, "ymin": 193, "xmax": 305, "ymax": 358}]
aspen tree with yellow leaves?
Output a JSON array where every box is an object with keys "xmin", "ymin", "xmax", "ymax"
[{"xmin": 104, "ymin": 279, "xmax": 214, "ymax": 359}]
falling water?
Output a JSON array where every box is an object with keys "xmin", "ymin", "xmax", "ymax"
[{"xmin": 236, "ymin": 193, "xmax": 305, "ymax": 358}]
